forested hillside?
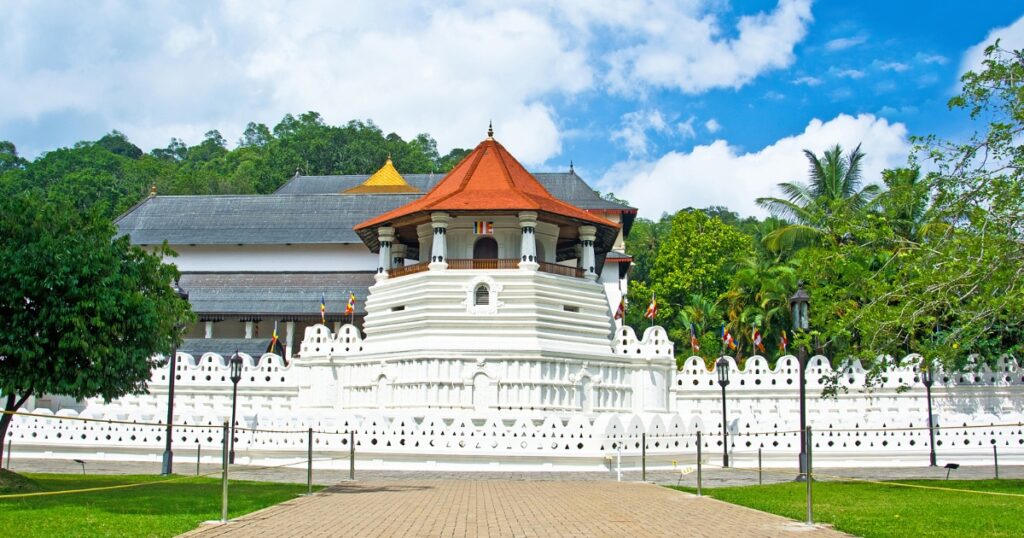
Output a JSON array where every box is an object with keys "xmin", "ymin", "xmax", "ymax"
[{"xmin": 0, "ymin": 111, "xmax": 470, "ymax": 219}]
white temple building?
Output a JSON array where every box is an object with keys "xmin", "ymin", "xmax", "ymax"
[{"xmin": 12, "ymin": 130, "xmax": 1024, "ymax": 471}]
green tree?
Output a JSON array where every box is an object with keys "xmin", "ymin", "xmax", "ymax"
[
  {"xmin": 0, "ymin": 141, "xmax": 28, "ymax": 172},
  {"xmin": 757, "ymin": 144, "xmax": 881, "ymax": 251},
  {"xmin": 0, "ymin": 193, "xmax": 193, "ymax": 464},
  {"xmin": 628, "ymin": 210, "xmax": 751, "ymax": 350}
]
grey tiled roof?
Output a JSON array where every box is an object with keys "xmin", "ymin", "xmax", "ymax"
[
  {"xmin": 179, "ymin": 272, "xmax": 375, "ymax": 317},
  {"xmin": 179, "ymin": 338, "xmax": 272, "ymax": 359},
  {"xmin": 117, "ymin": 172, "xmax": 634, "ymax": 247},
  {"xmin": 116, "ymin": 194, "xmax": 420, "ymax": 245}
]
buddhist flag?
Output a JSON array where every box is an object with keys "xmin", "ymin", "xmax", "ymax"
[
  {"xmin": 643, "ymin": 294, "xmax": 658, "ymax": 320},
  {"xmin": 474, "ymin": 221, "xmax": 494, "ymax": 234},
  {"xmin": 345, "ymin": 292, "xmax": 357, "ymax": 315},
  {"xmin": 752, "ymin": 327, "xmax": 766, "ymax": 353},
  {"xmin": 721, "ymin": 325, "xmax": 736, "ymax": 350},
  {"xmin": 780, "ymin": 330, "xmax": 789, "ymax": 353},
  {"xmin": 689, "ymin": 323, "xmax": 700, "ymax": 353},
  {"xmin": 320, "ymin": 292, "xmax": 326, "ymax": 324},
  {"xmin": 614, "ymin": 296, "xmax": 625, "ymax": 320},
  {"xmin": 267, "ymin": 321, "xmax": 283, "ymax": 355}
]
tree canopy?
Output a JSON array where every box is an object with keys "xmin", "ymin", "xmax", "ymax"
[{"xmin": 0, "ymin": 192, "xmax": 194, "ymax": 463}]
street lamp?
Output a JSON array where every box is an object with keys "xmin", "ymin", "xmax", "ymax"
[
  {"xmin": 229, "ymin": 352, "xmax": 243, "ymax": 464},
  {"xmin": 789, "ymin": 281, "xmax": 810, "ymax": 479},
  {"xmin": 717, "ymin": 357, "xmax": 731, "ymax": 468},
  {"xmin": 161, "ymin": 279, "xmax": 189, "ymax": 476},
  {"xmin": 922, "ymin": 363, "xmax": 937, "ymax": 467}
]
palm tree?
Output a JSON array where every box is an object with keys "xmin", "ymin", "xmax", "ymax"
[
  {"xmin": 757, "ymin": 144, "xmax": 881, "ymax": 251},
  {"xmin": 719, "ymin": 257, "xmax": 797, "ymax": 356}
]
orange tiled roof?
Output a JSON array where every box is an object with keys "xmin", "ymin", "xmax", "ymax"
[{"xmin": 355, "ymin": 138, "xmax": 619, "ymax": 231}]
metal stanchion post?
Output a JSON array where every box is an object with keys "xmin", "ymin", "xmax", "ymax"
[
  {"xmin": 758, "ymin": 448, "xmax": 762, "ymax": 485},
  {"xmin": 221, "ymin": 421, "xmax": 230, "ymax": 524},
  {"xmin": 197, "ymin": 444, "xmax": 201, "ymax": 476},
  {"xmin": 307, "ymin": 428, "xmax": 313, "ymax": 495},
  {"xmin": 6, "ymin": 439, "xmax": 10, "ymax": 469},
  {"xmin": 805, "ymin": 425, "xmax": 813, "ymax": 526},
  {"xmin": 642, "ymin": 433, "xmax": 647, "ymax": 482},
  {"xmin": 696, "ymin": 431, "xmax": 702, "ymax": 497},
  {"xmin": 994, "ymin": 445, "xmax": 999, "ymax": 479},
  {"xmin": 349, "ymin": 430, "xmax": 355, "ymax": 481}
]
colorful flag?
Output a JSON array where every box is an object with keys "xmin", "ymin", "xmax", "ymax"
[
  {"xmin": 780, "ymin": 330, "xmax": 789, "ymax": 353},
  {"xmin": 721, "ymin": 325, "xmax": 736, "ymax": 350},
  {"xmin": 643, "ymin": 294, "xmax": 658, "ymax": 320},
  {"xmin": 614, "ymin": 296, "xmax": 625, "ymax": 320},
  {"xmin": 752, "ymin": 327, "xmax": 766, "ymax": 353},
  {"xmin": 473, "ymin": 221, "xmax": 494, "ymax": 234},
  {"xmin": 689, "ymin": 323, "xmax": 700, "ymax": 353},
  {"xmin": 267, "ymin": 321, "xmax": 282, "ymax": 354},
  {"xmin": 345, "ymin": 292, "xmax": 357, "ymax": 316},
  {"xmin": 320, "ymin": 292, "xmax": 326, "ymax": 324}
]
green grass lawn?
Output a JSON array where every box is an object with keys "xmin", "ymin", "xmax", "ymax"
[
  {"xmin": 0, "ymin": 471, "xmax": 319, "ymax": 538},
  {"xmin": 671, "ymin": 479, "xmax": 1024, "ymax": 537}
]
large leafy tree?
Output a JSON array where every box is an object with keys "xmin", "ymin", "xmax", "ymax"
[
  {"xmin": 0, "ymin": 193, "xmax": 193, "ymax": 464},
  {"xmin": 844, "ymin": 42, "xmax": 1024, "ymax": 366},
  {"xmin": 627, "ymin": 210, "xmax": 751, "ymax": 353}
]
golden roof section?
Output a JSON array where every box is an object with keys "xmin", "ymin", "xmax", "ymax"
[{"xmin": 343, "ymin": 156, "xmax": 420, "ymax": 194}]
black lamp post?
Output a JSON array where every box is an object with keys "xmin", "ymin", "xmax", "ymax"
[
  {"xmin": 789, "ymin": 281, "xmax": 810, "ymax": 478},
  {"xmin": 717, "ymin": 357, "xmax": 730, "ymax": 468},
  {"xmin": 161, "ymin": 279, "xmax": 189, "ymax": 476},
  {"xmin": 922, "ymin": 363, "xmax": 937, "ymax": 467},
  {"xmin": 228, "ymin": 352, "xmax": 243, "ymax": 464}
]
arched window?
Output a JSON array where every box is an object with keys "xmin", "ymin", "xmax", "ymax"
[
  {"xmin": 474, "ymin": 284, "xmax": 490, "ymax": 306},
  {"xmin": 473, "ymin": 237, "xmax": 498, "ymax": 259}
]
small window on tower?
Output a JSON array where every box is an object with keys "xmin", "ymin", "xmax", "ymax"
[{"xmin": 474, "ymin": 284, "xmax": 490, "ymax": 306}]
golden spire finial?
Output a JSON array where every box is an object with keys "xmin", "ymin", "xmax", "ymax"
[
  {"xmin": 149, "ymin": 183, "xmax": 157, "ymax": 197},
  {"xmin": 487, "ymin": 121, "xmax": 494, "ymax": 140},
  {"xmin": 387, "ymin": 152, "xmax": 392, "ymax": 163}
]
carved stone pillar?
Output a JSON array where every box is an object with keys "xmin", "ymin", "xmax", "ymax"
[
  {"xmin": 579, "ymin": 225, "xmax": 598, "ymax": 280},
  {"xmin": 375, "ymin": 226, "xmax": 395, "ymax": 282},
  {"xmin": 518, "ymin": 211, "xmax": 539, "ymax": 271},
  {"xmin": 429, "ymin": 212, "xmax": 450, "ymax": 270}
]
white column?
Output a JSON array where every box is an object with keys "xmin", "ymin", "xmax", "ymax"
[
  {"xmin": 429, "ymin": 212, "xmax": 450, "ymax": 270},
  {"xmin": 392, "ymin": 243, "xmax": 407, "ymax": 268},
  {"xmin": 518, "ymin": 211, "xmax": 539, "ymax": 271},
  {"xmin": 244, "ymin": 321, "xmax": 254, "ymax": 339},
  {"xmin": 204, "ymin": 321, "xmax": 213, "ymax": 339},
  {"xmin": 375, "ymin": 226, "xmax": 395, "ymax": 282},
  {"xmin": 579, "ymin": 225, "xmax": 598, "ymax": 280},
  {"xmin": 285, "ymin": 321, "xmax": 295, "ymax": 361}
]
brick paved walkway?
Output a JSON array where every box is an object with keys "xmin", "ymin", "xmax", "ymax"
[{"xmin": 181, "ymin": 480, "xmax": 849, "ymax": 538}]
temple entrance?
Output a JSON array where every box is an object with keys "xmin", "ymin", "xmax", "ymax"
[{"xmin": 473, "ymin": 237, "xmax": 498, "ymax": 259}]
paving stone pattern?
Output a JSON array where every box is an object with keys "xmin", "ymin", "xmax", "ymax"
[{"xmin": 180, "ymin": 480, "xmax": 851, "ymax": 538}]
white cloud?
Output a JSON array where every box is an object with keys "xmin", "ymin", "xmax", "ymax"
[
  {"xmin": 704, "ymin": 118, "xmax": 721, "ymax": 134},
  {"xmin": 611, "ymin": 109, "xmax": 672, "ymax": 157},
  {"xmin": 793, "ymin": 75, "xmax": 823, "ymax": 86},
  {"xmin": 601, "ymin": 114, "xmax": 910, "ymax": 218},
  {"xmin": 677, "ymin": 117, "xmax": 697, "ymax": 139},
  {"xmin": 603, "ymin": 0, "xmax": 813, "ymax": 94},
  {"xmin": 960, "ymin": 15, "xmax": 1024, "ymax": 76},
  {"xmin": 0, "ymin": 0, "xmax": 820, "ymax": 164},
  {"xmin": 833, "ymin": 68, "xmax": 866, "ymax": 79},
  {"xmin": 876, "ymin": 61, "xmax": 910, "ymax": 72},
  {"xmin": 825, "ymin": 35, "xmax": 868, "ymax": 52},
  {"xmin": 915, "ymin": 52, "xmax": 947, "ymax": 65}
]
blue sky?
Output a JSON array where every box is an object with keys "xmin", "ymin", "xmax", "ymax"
[{"xmin": 2, "ymin": 1, "xmax": 1022, "ymax": 217}]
